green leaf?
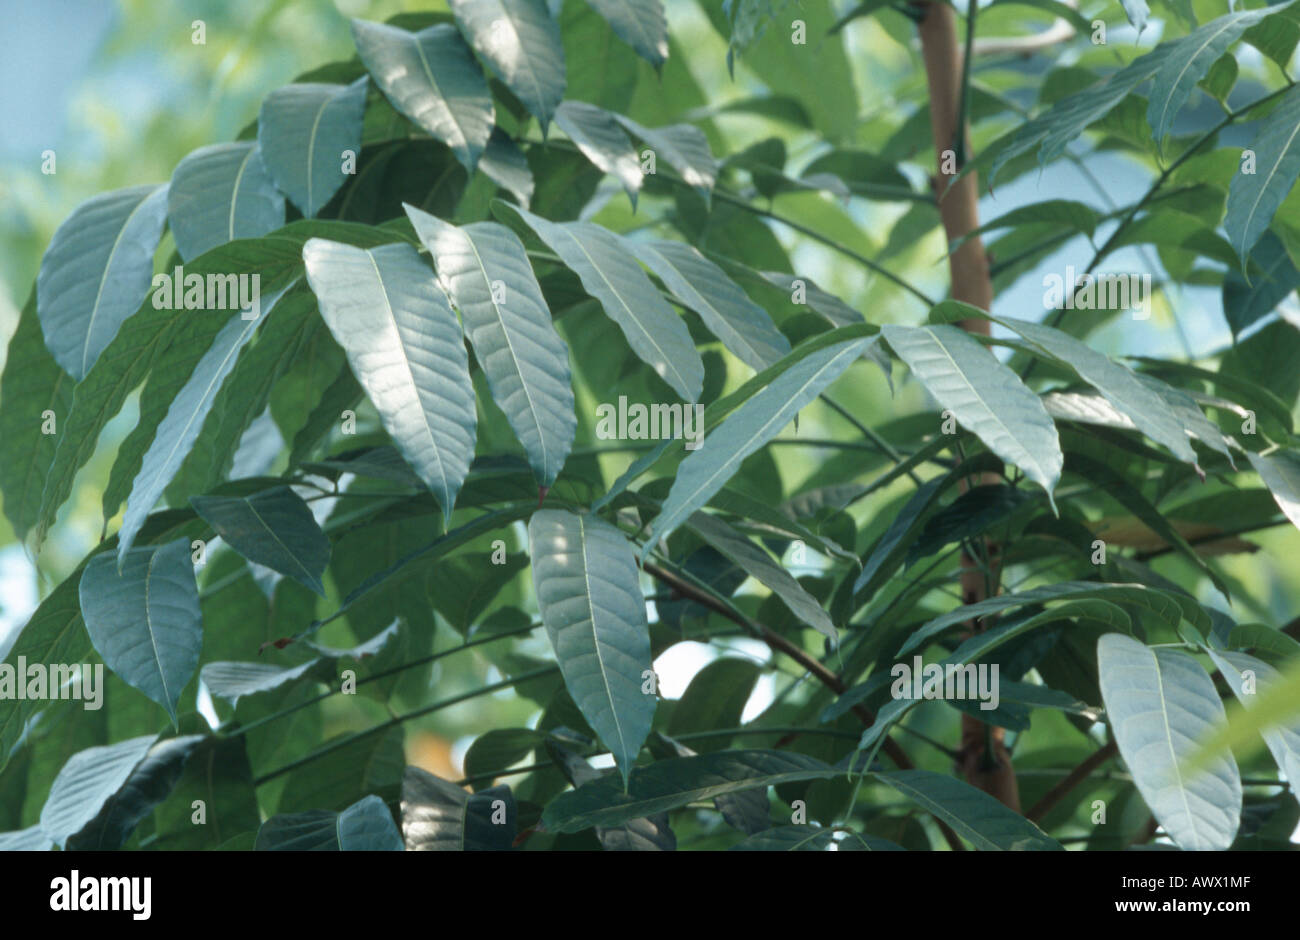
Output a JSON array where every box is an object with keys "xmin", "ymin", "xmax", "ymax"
[
  {"xmin": 39, "ymin": 734, "xmax": 159, "ymax": 848},
  {"xmin": 1248, "ymin": 449, "xmax": 1300, "ymax": 533},
  {"xmin": 528, "ymin": 509, "xmax": 655, "ymax": 784},
  {"xmin": 547, "ymin": 740, "xmax": 677, "ymax": 849},
  {"xmin": 665, "ymin": 659, "xmax": 760, "ymax": 747},
  {"xmin": 115, "ymin": 280, "xmax": 296, "ymax": 561},
  {"xmin": 449, "ymin": 0, "xmax": 566, "ymax": 132},
  {"xmin": 1147, "ymin": 9, "xmax": 1266, "ymax": 147},
  {"xmin": 687, "ymin": 511, "xmax": 835, "ymax": 640},
  {"xmin": 852, "ymin": 476, "xmax": 949, "ymax": 601},
  {"xmin": 541, "ymin": 749, "xmax": 840, "ymax": 832},
  {"xmin": 1097, "ymin": 632, "xmax": 1241, "ymax": 851},
  {"xmin": 615, "ymin": 114, "xmax": 716, "ymax": 194},
  {"xmin": 167, "ymin": 142, "xmax": 285, "ymax": 260},
  {"xmin": 1223, "ymin": 231, "xmax": 1300, "ymax": 337},
  {"xmin": 278, "ymin": 726, "xmax": 405, "ymax": 814},
  {"xmin": 873, "ymin": 770, "xmax": 1063, "ymax": 850},
  {"xmin": 882, "ymin": 324, "xmax": 1063, "ymax": 505},
  {"xmin": 1226, "ymin": 83, "xmax": 1300, "ymax": 264},
  {"xmin": 1119, "ymin": 0, "xmax": 1150, "ymax": 32},
  {"xmin": 479, "ymin": 128, "xmax": 535, "ymax": 206},
  {"xmin": 554, "ymin": 100, "xmax": 643, "ymax": 205},
  {"xmin": 898, "ymin": 581, "xmax": 1199, "ymax": 656},
  {"xmin": 1206, "ymin": 649, "xmax": 1300, "ymax": 785},
  {"xmin": 729, "ymin": 825, "xmax": 839, "ymax": 851},
  {"xmin": 0, "ymin": 290, "xmax": 74, "ymax": 540},
  {"xmin": 65, "ymin": 734, "xmax": 204, "ymax": 850},
  {"xmin": 151, "ymin": 736, "xmax": 261, "ymax": 849},
  {"xmin": 0, "ymin": 827, "xmax": 53, "ymax": 851},
  {"xmin": 401, "ymin": 766, "xmax": 515, "ymax": 850},
  {"xmin": 256, "ymin": 794, "xmax": 403, "ymax": 850},
  {"xmin": 200, "ymin": 659, "xmax": 320, "ymax": 709},
  {"xmin": 191, "ymin": 486, "xmax": 331, "ymax": 595},
  {"xmin": 990, "ymin": 314, "xmax": 1201, "ymax": 468},
  {"xmin": 631, "ymin": 238, "xmax": 790, "ymax": 372},
  {"xmin": 35, "ymin": 184, "xmax": 169, "ymax": 380},
  {"xmin": 643, "ymin": 337, "xmax": 869, "ymax": 556},
  {"xmin": 405, "ymin": 209, "xmax": 576, "ymax": 488},
  {"xmin": 351, "ymin": 19, "xmax": 494, "ymax": 171},
  {"xmin": 501, "ymin": 203, "xmax": 703, "ymax": 400},
  {"xmin": 258, "ymin": 78, "xmax": 368, "ymax": 218},
  {"xmin": 584, "ymin": 0, "xmax": 668, "ymax": 67},
  {"xmin": 302, "ymin": 239, "xmax": 478, "ymax": 521},
  {"xmin": 80, "ymin": 538, "xmax": 203, "ymax": 723}
]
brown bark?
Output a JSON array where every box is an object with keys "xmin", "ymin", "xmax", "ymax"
[{"xmin": 915, "ymin": 1, "xmax": 1020, "ymax": 812}]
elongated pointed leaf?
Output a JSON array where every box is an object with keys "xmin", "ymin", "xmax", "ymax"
[
  {"xmin": 529, "ymin": 509, "xmax": 654, "ymax": 784},
  {"xmin": 39, "ymin": 734, "xmax": 158, "ymax": 848},
  {"xmin": 302, "ymin": 239, "xmax": 477, "ymax": 520},
  {"xmin": 503, "ymin": 204, "xmax": 703, "ymax": 400},
  {"xmin": 167, "ymin": 142, "xmax": 285, "ymax": 260},
  {"xmin": 547, "ymin": 742, "xmax": 675, "ymax": 849},
  {"xmin": 1207, "ymin": 649, "xmax": 1300, "ymax": 784},
  {"xmin": 541, "ymin": 749, "xmax": 840, "ymax": 833},
  {"xmin": 256, "ymin": 794, "xmax": 403, "ymax": 850},
  {"xmin": 36, "ymin": 184, "xmax": 169, "ymax": 380},
  {"xmin": 616, "ymin": 114, "xmax": 716, "ymax": 193},
  {"xmin": 480, "ymin": 128, "xmax": 534, "ymax": 206},
  {"xmin": 1223, "ymin": 231, "xmax": 1300, "ymax": 337},
  {"xmin": 1248, "ymin": 449, "xmax": 1300, "ymax": 532},
  {"xmin": 991, "ymin": 315, "xmax": 1200, "ymax": 467},
  {"xmin": 191, "ymin": 486, "xmax": 330, "ymax": 595},
  {"xmin": 687, "ymin": 511, "xmax": 835, "ymax": 640},
  {"xmin": 874, "ymin": 770, "xmax": 1063, "ymax": 850},
  {"xmin": 401, "ymin": 766, "xmax": 515, "ymax": 850},
  {"xmin": 116, "ymin": 280, "xmax": 295, "ymax": 561},
  {"xmin": 585, "ymin": 0, "xmax": 668, "ymax": 67},
  {"xmin": 631, "ymin": 239, "xmax": 790, "ymax": 372},
  {"xmin": 1225, "ymin": 85, "xmax": 1300, "ymax": 263},
  {"xmin": 883, "ymin": 323, "xmax": 1062, "ymax": 504},
  {"xmin": 1147, "ymin": 10, "xmax": 1267, "ymax": 147},
  {"xmin": 0, "ymin": 826, "xmax": 53, "ymax": 851},
  {"xmin": 0, "ymin": 290, "xmax": 74, "ymax": 540},
  {"xmin": 1097, "ymin": 632, "xmax": 1241, "ymax": 850},
  {"xmin": 554, "ymin": 100, "xmax": 643, "ymax": 205},
  {"xmin": 81, "ymin": 538, "xmax": 203, "ymax": 722},
  {"xmin": 405, "ymin": 208, "xmax": 575, "ymax": 487},
  {"xmin": 449, "ymin": 0, "xmax": 566, "ymax": 132},
  {"xmin": 258, "ymin": 78, "xmax": 367, "ymax": 218},
  {"xmin": 644, "ymin": 338, "xmax": 869, "ymax": 557},
  {"xmin": 351, "ymin": 19, "xmax": 493, "ymax": 171},
  {"xmin": 200, "ymin": 660, "xmax": 320, "ymax": 708}
]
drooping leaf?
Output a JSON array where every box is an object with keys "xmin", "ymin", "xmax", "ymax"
[
  {"xmin": 351, "ymin": 18, "xmax": 494, "ymax": 171},
  {"xmin": 258, "ymin": 78, "xmax": 368, "ymax": 218},
  {"xmin": 1206, "ymin": 649, "xmax": 1300, "ymax": 785},
  {"xmin": 1223, "ymin": 231, "xmax": 1300, "ymax": 337},
  {"xmin": 167, "ymin": 142, "xmax": 285, "ymax": 260},
  {"xmin": 1226, "ymin": 83, "xmax": 1300, "ymax": 264},
  {"xmin": 449, "ymin": 0, "xmax": 566, "ymax": 133},
  {"xmin": 0, "ymin": 290, "xmax": 74, "ymax": 540},
  {"xmin": 631, "ymin": 238, "xmax": 790, "ymax": 372},
  {"xmin": 200, "ymin": 659, "xmax": 321, "ymax": 709},
  {"xmin": 39, "ymin": 734, "xmax": 158, "ymax": 849},
  {"xmin": 584, "ymin": 0, "xmax": 668, "ymax": 68},
  {"xmin": 35, "ymin": 184, "xmax": 169, "ymax": 380},
  {"xmin": 687, "ymin": 511, "xmax": 836, "ymax": 640},
  {"xmin": 116, "ymin": 279, "xmax": 296, "ymax": 561},
  {"xmin": 547, "ymin": 740, "xmax": 676, "ymax": 849},
  {"xmin": 541, "ymin": 749, "xmax": 840, "ymax": 832},
  {"xmin": 302, "ymin": 239, "xmax": 478, "ymax": 520},
  {"xmin": 191, "ymin": 486, "xmax": 331, "ymax": 595},
  {"xmin": 883, "ymin": 324, "xmax": 1062, "ymax": 505},
  {"xmin": 502, "ymin": 203, "xmax": 703, "ymax": 400},
  {"xmin": 554, "ymin": 100, "xmax": 643, "ymax": 205},
  {"xmin": 643, "ymin": 337, "xmax": 869, "ymax": 556},
  {"xmin": 873, "ymin": 770, "xmax": 1063, "ymax": 850},
  {"xmin": 615, "ymin": 114, "xmax": 716, "ymax": 194},
  {"xmin": 479, "ymin": 128, "xmax": 535, "ymax": 206},
  {"xmin": 401, "ymin": 766, "xmax": 516, "ymax": 850},
  {"xmin": 405, "ymin": 208, "xmax": 576, "ymax": 487},
  {"xmin": 528, "ymin": 509, "xmax": 655, "ymax": 784},
  {"xmin": 1097, "ymin": 632, "xmax": 1242, "ymax": 851},
  {"xmin": 80, "ymin": 538, "xmax": 203, "ymax": 723}
]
